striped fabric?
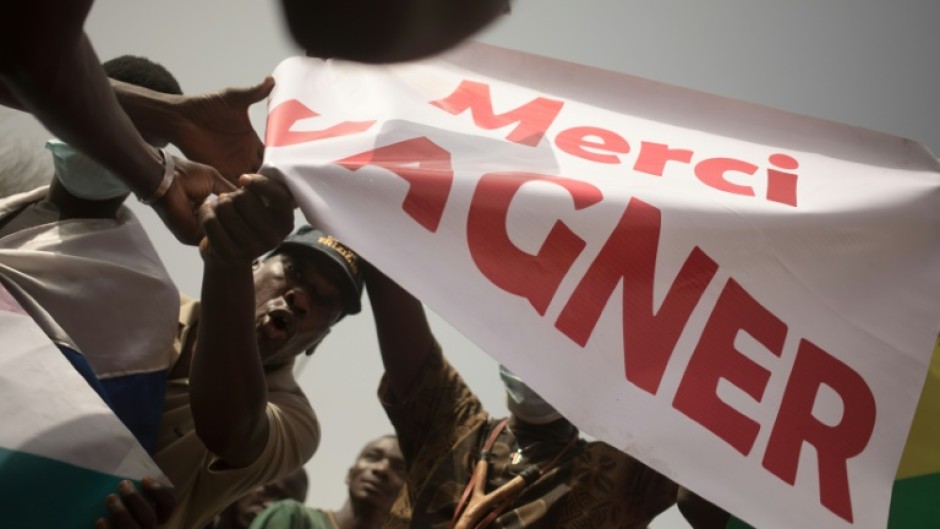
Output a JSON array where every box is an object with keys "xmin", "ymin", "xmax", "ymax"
[
  {"xmin": 0, "ymin": 187, "xmax": 179, "ymax": 452},
  {"xmin": 0, "ymin": 284, "xmax": 166, "ymax": 529}
]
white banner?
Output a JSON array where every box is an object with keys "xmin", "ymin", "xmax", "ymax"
[{"xmin": 263, "ymin": 44, "xmax": 940, "ymax": 529}]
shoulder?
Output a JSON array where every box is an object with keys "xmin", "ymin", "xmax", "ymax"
[
  {"xmin": 250, "ymin": 499, "xmax": 323, "ymax": 529},
  {"xmin": 0, "ymin": 186, "xmax": 47, "ymax": 219}
]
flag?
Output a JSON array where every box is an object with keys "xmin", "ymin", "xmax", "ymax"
[
  {"xmin": 0, "ymin": 283, "xmax": 166, "ymax": 529},
  {"xmin": 0, "ymin": 188, "xmax": 179, "ymax": 452},
  {"xmin": 888, "ymin": 339, "xmax": 940, "ymax": 527}
]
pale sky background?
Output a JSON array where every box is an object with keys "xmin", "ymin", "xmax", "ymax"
[{"xmin": 3, "ymin": 1, "xmax": 939, "ymax": 527}]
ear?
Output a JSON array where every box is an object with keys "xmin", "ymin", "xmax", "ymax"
[{"xmin": 252, "ymin": 258, "xmax": 263, "ymax": 271}]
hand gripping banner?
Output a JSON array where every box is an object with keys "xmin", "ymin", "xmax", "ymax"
[{"xmin": 262, "ymin": 43, "xmax": 940, "ymax": 529}]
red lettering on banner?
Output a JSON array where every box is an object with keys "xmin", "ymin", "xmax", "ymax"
[
  {"xmin": 694, "ymin": 157, "xmax": 758, "ymax": 198},
  {"xmin": 430, "ymin": 80, "xmax": 564, "ymax": 147},
  {"xmin": 269, "ymin": 79, "xmax": 875, "ymax": 518},
  {"xmin": 762, "ymin": 339, "xmax": 877, "ymax": 522},
  {"xmin": 767, "ymin": 154, "xmax": 800, "ymax": 207},
  {"xmin": 270, "ymin": 81, "xmax": 803, "ymax": 207},
  {"xmin": 555, "ymin": 126, "xmax": 630, "ymax": 164},
  {"xmin": 425, "ymin": 80, "xmax": 801, "ymax": 207},
  {"xmin": 633, "ymin": 142, "xmax": 695, "ymax": 176},
  {"xmin": 673, "ymin": 279, "xmax": 788, "ymax": 455},
  {"xmin": 554, "ymin": 198, "xmax": 719, "ymax": 395},
  {"xmin": 349, "ymin": 131, "xmax": 870, "ymax": 518},
  {"xmin": 466, "ymin": 172, "xmax": 603, "ymax": 315},
  {"xmin": 266, "ymin": 99, "xmax": 375, "ymax": 147},
  {"xmin": 335, "ymin": 137, "xmax": 454, "ymax": 232}
]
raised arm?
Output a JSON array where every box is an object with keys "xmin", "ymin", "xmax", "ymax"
[
  {"xmin": 0, "ymin": 25, "xmax": 165, "ymax": 198},
  {"xmin": 364, "ymin": 263, "xmax": 437, "ymax": 400},
  {"xmin": 0, "ymin": 5, "xmax": 232, "ymax": 244},
  {"xmin": 189, "ymin": 175, "xmax": 295, "ymax": 467},
  {"xmin": 111, "ymin": 77, "xmax": 274, "ymax": 182}
]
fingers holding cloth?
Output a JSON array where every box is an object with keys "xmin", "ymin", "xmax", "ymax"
[
  {"xmin": 150, "ymin": 154, "xmax": 238, "ymax": 246},
  {"xmin": 198, "ymin": 173, "xmax": 297, "ymax": 264},
  {"xmin": 96, "ymin": 477, "xmax": 176, "ymax": 529}
]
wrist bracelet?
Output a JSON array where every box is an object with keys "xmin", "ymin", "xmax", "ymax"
[{"xmin": 138, "ymin": 148, "xmax": 176, "ymax": 205}]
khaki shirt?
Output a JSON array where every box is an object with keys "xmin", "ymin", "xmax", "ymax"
[{"xmin": 153, "ymin": 296, "xmax": 320, "ymax": 529}]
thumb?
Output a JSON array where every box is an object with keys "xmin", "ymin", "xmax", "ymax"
[
  {"xmin": 198, "ymin": 235, "xmax": 211, "ymax": 260},
  {"xmin": 230, "ymin": 76, "xmax": 275, "ymax": 106}
]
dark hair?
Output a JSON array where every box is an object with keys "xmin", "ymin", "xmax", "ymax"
[{"xmin": 102, "ymin": 55, "xmax": 182, "ymax": 95}]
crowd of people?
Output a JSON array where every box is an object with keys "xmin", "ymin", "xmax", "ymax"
[{"xmin": 0, "ymin": 2, "xmax": 730, "ymax": 529}]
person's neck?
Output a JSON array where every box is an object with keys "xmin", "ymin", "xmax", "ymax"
[
  {"xmin": 46, "ymin": 177, "xmax": 125, "ymax": 220},
  {"xmin": 331, "ymin": 498, "xmax": 388, "ymax": 529}
]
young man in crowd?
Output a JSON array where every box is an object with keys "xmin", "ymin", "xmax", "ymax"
[
  {"xmin": 250, "ymin": 435, "xmax": 406, "ymax": 529},
  {"xmin": 363, "ymin": 265, "xmax": 728, "ymax": 529},
  {"xmin": 153, "ymin": 181, "xmax": 366, "ymax": 529}
]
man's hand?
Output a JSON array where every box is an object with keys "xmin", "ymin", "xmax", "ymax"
[
  {"xmin": 151, "ymin": 156, "xmax": 237, "ymax": 246},
  {"xmin": 173, "ymin": 78, "xmax": 275, "ymax": 183},
  {"xmin": 198, "ymin": 173, "xmax": 296, "ymax": 264},
  {"xmin": 95, "ymin": 478, "xmax": 175, "ymax": 529}
]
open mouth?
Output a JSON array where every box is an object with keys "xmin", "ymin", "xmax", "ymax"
[{"xmin": 261, "ymin": 306, "xmax": 295, "ymax": 342}]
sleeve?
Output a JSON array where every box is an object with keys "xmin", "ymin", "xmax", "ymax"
[
  {"xmin": 249, "ymin": 499, "xmax": 324, "ymax": 529},
  {"xmin": 196, "ymin": 389, "xmax": 320, "ymax": 524},
  {"xmin": 206, "ymin": 388, "xmax": 320, "ymax": 477},
  {"xmin": 259, "ymin": 389, "xmax": 321, "ymax": 476},
  {"xmin": 377, "ymin": 342, "xmax": 487, "ymax": 475}
]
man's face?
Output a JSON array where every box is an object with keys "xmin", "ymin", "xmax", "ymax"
[
  {"xmin": 346, "ymin": 436, "xmax": 406, "ymax": 511},
  {"xmin": 252, "ymin": 250, "xmax": 345, "ymax": 365}
]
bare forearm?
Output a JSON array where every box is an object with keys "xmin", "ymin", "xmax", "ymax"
[
  {"xmin": 111, "ymin": 80, "xmax": 187, "ymax": 148},
  {"xmin": 364, "ymin": 263, "xmax": 436, "ymax": 399},
  {"xmin": 0, "ymin": 32, "xmax": 163, "ymax": 197},
  {"xmin": 2, "ymin": 75, "xmax": 186, "ymax": 152},
  {"xmin": 190, "ymin": 261, "xmax": 268, "ymax": 465}
]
